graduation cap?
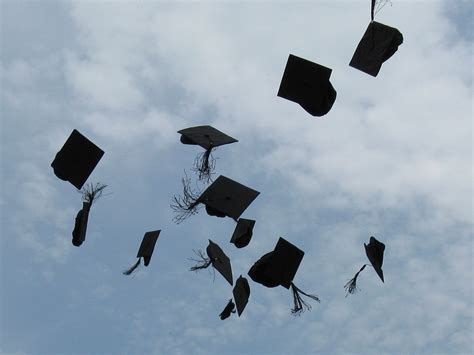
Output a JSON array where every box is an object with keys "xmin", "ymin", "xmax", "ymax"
[
  {"xmin": 123, "ymin": 230, "xmax": 161, "ymax": 275},
  {"xmin": 344, "ymin": 236, "xmax": 385, "ymax": 295},
  {"xmin": 71, "ymin": 182, "xmax": 107, "ymax": 247},
  {"xmin": 233, "ymin": 276, "xmax": 250, "ymax": 317},
  {"xmin": 190, "ymin": 240, "xmax": 233, "ymax": 286},
  {"xmin": 51, "ymin": 129, "xmax": 104, "ymax": 190},
  {"xmin": 248, "ymin": 237, "xmax": 320, "ymax": 315},
  {"xmin": 219, "ymin": 299, "xmax": 236, "ymax": 320},
  {"xmin": 230, "ymin": 218, "xmax": 256, "ymax": 248},
  {"xmin": 171, "ymin": 175, "xmax": 260, "ymax": 224},
  {"xmin": 277, "ymin": 54, "xmax": 337, "ymax": 117},
  {"xmin": 349, "ymin": 0, "xmax": 403, "ymax": 77},
  {"xmin": 178, "ymin": 125, "xmax": 238, "ymax": 182}
]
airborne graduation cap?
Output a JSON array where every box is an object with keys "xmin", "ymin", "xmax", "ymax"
[
  {"xmin": 190, "ymin": 239, "xmax": 233, "ymax": 286},
  {"xmin": 349, "ymin": 0, "xmax": 403, "ymax": 77},
  {"xmin": 51, "ymin": 129, "xmax": 104, "ymax": 190},
  {"xmin": 219, "ymin": 275, "xmax": 251, "ymax": 320},
  {"xmin": 230, "ymin": 218, "xmax": 256, "ymax": 248},
  {"xmin": 171, "ymin": 175, "xmax": 260, "ymax": 223},
  {"xmin": 178, "ymin": 125, "xmax": 238, "ymax": 182},
  {"xmin": 248, "ymin": 237, "xmax": 320, "ymax": 315},
  {"xmin": 344, "ymin": 236, "xmax": 385, "ymax": 295},
  {"xmin": 123, "ymin": 230, "xmax": 161, "ymax": 275},
  {"xmin": 278, "ymin": 54, "xmax": 337, "ymax": 117},
  {"xmin": 72, "ymin": 182, "xmax": 107, "ymax": 247}
]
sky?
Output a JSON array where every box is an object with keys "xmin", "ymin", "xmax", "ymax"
[{"xmin": 0, "ymin": 0, "xmax": 472, "ymax": 354}]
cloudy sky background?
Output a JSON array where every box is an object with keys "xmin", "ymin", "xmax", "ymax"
[{"xmin": 1, "ymin": 0, "xmax": 472, "ymax": 354}]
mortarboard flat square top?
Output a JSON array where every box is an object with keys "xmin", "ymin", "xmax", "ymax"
[
  {"xmin": 364, "ymin": 236, "xmax": 385, "ymax": 282},
  {"xmin": 198, "ymin": 176, "xmax": 260, "ymax": 220},
  {"xmin": 207, "ymin": 240, "xmax": 233, "ymax": 286},
  {"xmin": 178, "ymin": 125, "xmax": 238, "ymax": 150},
  {"xmin": 233, "ymin": 276, "xmax": 250, "ymax": 317},
  {"xmin": 51, "ymin": 129, "xmax": 105, "ymax": 190},
  {"xmin": 349, "ymin": 21, "xmax": 403, "ymax": 77},
  {"xmin": 265, "ymin": 238, "xmax": 304, "ymax": 289},
  {"xmin": 278, "ymin": 54, "xmax": 337, "ymax": 117},
  {"xmin": 230, "ymin": 218, "xmax": 256, "ymax": 248},
  {"xmin": 137, "ymin": 230, "xmax": 161, "ymax": 266}
]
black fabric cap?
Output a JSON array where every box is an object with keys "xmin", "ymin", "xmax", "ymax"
[
  {"xmin": 248, "ymin": 252, "xmax": 280, "ymax": 288},
  {"xmin": 230, "ymin": 218, "xmax": 256, "ymax": 248},
  {"xmin": 349, "ymin": 21, "xmax": 403, "ymax": 77},
  {"xmin": 364, "ymin": 236, "xmax": 385, "ymax": 282},
  {"xmin": 137, "ymin": 230, "xmax": 161, "ymax": 266},
  {"xmin": 265, "ymin": 237, "xmax": 304, "ymax": 289},
  {"xmin": 197, "ymin": 176, "xmax": 260, "ymax": 220},
  {"xmin": 51, "ymin": 129, "xmax": 105, "ymax": 190},
  {"xmin": 72, "ymin": 202, "xmax": 91, "ymax": 247},
  {"xmin": 233, "ymin": 276, "xmax": 250, "ymax": 317},
  {"xmin": 278, "ymin": 54, "xmax": 337, "ymax": 117},
  {"xmin": 178, "ymin": 125, "xmax": 238, "ymax": 150},
  {"xmin": 207, "ymin": 239, "xmax": 233, "ymax": 286},
  {"xmin": 219, "ymin": 299, "xmax": 235, "ymax": 320}
]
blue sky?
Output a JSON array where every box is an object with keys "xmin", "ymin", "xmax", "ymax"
[{"xmin": 1, "ymin": 1, "xmax": 472, "ymax": 354}]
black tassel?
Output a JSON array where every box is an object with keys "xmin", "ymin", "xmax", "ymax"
[
  {"xmin": 219, "ymin": 299, "xmax": 236, "ymax": 320},
  {"xmin": 290, "ymin": 283, "xmax": 320, "ymax": 316},
  {"xmin": 193, "ymin": 147, "xmax": 216, "ymax": 183},
  {"xmin": 123, "ymin": 258, "xmax": 141, "ymax": 276},
  {"xmin": 344, "ymin": 264, "xmax": 368, "ymax": 296},
  {"xmin": 171, "ymin": 173, "xmax": 202, "ymax": 224},
  {"xmin": 80, "ymin": 182, "xmax": 107, "ymax": 205},
  {"xmin": 189, "ymin": 250, "xmax": 213, "ymax": 271}
]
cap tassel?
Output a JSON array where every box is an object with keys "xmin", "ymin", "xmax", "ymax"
[
  {"xmin": 372, "ymin": 0, "xmax": 392, "ymax": 21},
  {"xmin": 189, "ymin": 250, "xmax": 213, "ymax": 271},
  {"xmin": 194, "ymin": 147, "xmax": 216, "ymax": 183},
  {"xmin": 171, "ymin": 173, "xmax": 202, "ymax": 224},
  {"xmin": 80, "ymin": 182, "xmax": 107, "ymax": 205},
  {"xmin": 123, "ymin": 258, "xmax": 141, "ymax": 276},
  {"xmin": 344, "ymin": 264, "xmax": 368, "ymax": 296},
  {"xmin": 290, "ymin": 283, "xmax": 321, "ymax": 316},
  {"xmin": 219, "ymin": 299, "xmax": 236, "ymax": 320}
]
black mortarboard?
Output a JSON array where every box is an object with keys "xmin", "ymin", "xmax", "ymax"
[
  {"xmin": 71, "ymin": 183, "xmax": 107, "ymax": 247},
  {"xmin": 190, "ymin": 240, "xmax": 233, "ymax": 286},
  {"xmin": 344, "ymin": 235, "xmax": 386, "ymax": 295},
  {"xmin": 178, "ymin": 125, "xmax": 238, "ymax": 149},
  {"xmin": 51, "ymin": 129, "xmax": 104, "ymax": 190},
  {"xmin": 172, "ymin": 175, "xmax": 260, "ymax": 223},
  {"xmin": 219, "ymin": 299, "xmax": 236, "ymax": 320},
  {"xmin": 178, "ymin": 125, "xmax": 238, "ymax": 182},
  {"xmin": 278, "ymin": 54, "xmax": 337, "ymax": 117},
  {"xmin": 123, "ymin": 230, "xmax": 161, "ymax": 275},
  {"xmin": 365, "ymin": 236, "xmax": 385, "ymax": 282},
  {"xmin": 349, "ymin": 21, "xmax": 403, "ymax": 77},
  {"xmin": 230, "ymin": 218, "xmax": 256, "ymax": 248},
  {"xmin": 198, "ymin": 176, "xmax": 260, "ymax": 221},
  {"xmin": 248, "ymin": 238, "xmax": 320, "ymax": 315},
  {"xmin": 233, "ymin": 275, "xmax": 250, "ymax": 317}
]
